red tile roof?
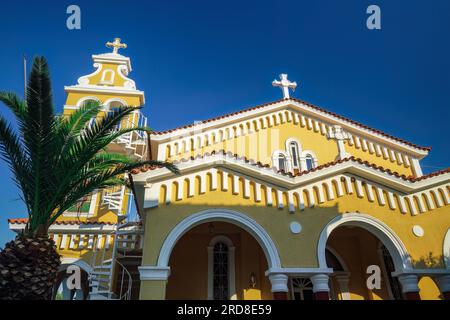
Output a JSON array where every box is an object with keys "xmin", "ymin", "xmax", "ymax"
[
  {"xmin": 132, "ymin": 150, "xmax": 449, "ymax": 183},
  {"xmin": 8, "ymin": 218, "xmax": 115, "ymax": 225},
  {"xmin": 150, "ymin": 98, "xmax": 431, "ymax": 151}
]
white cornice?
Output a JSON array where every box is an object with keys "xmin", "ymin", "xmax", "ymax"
[
  {"xmin": 64, "ymin": 85, "xmax": 145, "ymax": 104},
  {"xmin": 132, "ymin": 153, "xmax": 449, "ymax": 194},
  {"xmin": 92, "ymin": 53, "xmax": 132, "ymax": 71},
  {"xmin": 150, "ymin": 99, "xmax": 429, "ymax": 157},
  {"xmin": 8, "ymin": 222, "xmax": 116, "ymax": 234}
]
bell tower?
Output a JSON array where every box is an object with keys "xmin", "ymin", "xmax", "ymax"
[{"xmin": 63, "ymin": 37, "xmax": 147, "ymax": 159}]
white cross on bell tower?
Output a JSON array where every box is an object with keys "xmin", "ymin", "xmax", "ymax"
[
  {"xmin": 272, "ymin": 74, "xmax": 297, "ymax": 99},
  {"xmin": 106, "ymin": 37, "xmax": 127, "ymax": 54}
]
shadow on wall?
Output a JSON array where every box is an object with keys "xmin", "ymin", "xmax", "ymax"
[{"xmin": 411, "ymin": 253, "xmax": 445, "ymax": 269}]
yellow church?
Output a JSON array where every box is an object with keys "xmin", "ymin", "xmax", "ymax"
[{"xmin": 8, "ymin": 38, "xmax": 450, "ymax": 300}]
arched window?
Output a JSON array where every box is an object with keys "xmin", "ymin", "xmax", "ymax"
[
  {"xmin": 300, "ymin": 151, "xmax": 318, "ymax": 171},
  {"xmin": 106, "ymin": 100, "xmax": 125, "ymax": 130},
  {"xmin": 79, "ymin": 98, "xmax": 100, "ymax": 108},
  {"xmin": 213, "ymin": 242, "xmax": 229, "ymax": 300},
  {"xmin": 208, "ymin": 236, "xmax": 236, "ymax": 300},
  {"xmin": 278, "ymin": 154, "xmax": 287, "ymax": 172},
  {"xmin": 305, "ymin": 154, "xmax": 315, "ymax": 170},
  {"xmin": 289, "ymin": 141, "xmax": 300, "ymax": 168},
  {"xmin": 290, "ymin": 278, "xmax": 314, "ymax": 300},
  {"xmin": 380, "ymin": 244, "xmax": 403, "ymax": 300}
]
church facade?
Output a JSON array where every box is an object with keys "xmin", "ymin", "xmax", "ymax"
[{"xmin": 8, "ymin": 39, "xmax": 450, "ymax": 300}]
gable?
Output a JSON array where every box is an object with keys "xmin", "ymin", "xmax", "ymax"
[{"xmin": 152, "ymin": 100, "xmax": 424, "ymax": 177}]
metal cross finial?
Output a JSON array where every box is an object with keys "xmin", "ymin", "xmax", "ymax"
[
  {"xmin": 272, "ymin": 74, "xmax": 297, "ymax": 99},
  {"xmin": 106, "ymin": 38, "xmax": 127, "ymax": 54}
]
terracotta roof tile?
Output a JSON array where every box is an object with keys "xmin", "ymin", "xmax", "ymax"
[
  {"xmin": 8, "ymin": 218, "xmax": 115, "ymax": 225},
  {"xmin": 151, "ymin": 98, "xmax": 431, "ymax": 151}
]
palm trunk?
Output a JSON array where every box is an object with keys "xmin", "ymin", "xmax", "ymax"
[{"xmin": 0, "ymin": 236, "xmax": 60, "ymax": 300}]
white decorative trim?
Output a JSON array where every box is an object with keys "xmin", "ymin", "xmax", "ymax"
[
  {"xmin": 412, "ymin": 225, "xmax": 424, "ymax": 237},
  {"xmin": 75, "ymin": 96, "xmax": 101, "ymax": 108},
  {"xmin": 207, "ymin": 236, "xmax": 236, "ymax": 300},
  {"xmin": 8, "ymin": 222, "xmax": 115, "ymax": 233},
  {"xmin": 317, "ymin": 213, "xmax": 413, "ymax": 272},
  {"xmin": 300, "ymin": 150, "xmax": 319, "ymax": 171},
  {"xmin": 266, "ymin": 267, "xmax": 334, "ymax": 276},
  {"xmin": 272, "ymin": 150, "xmax": 290, "ymax": 172},
  {"xmin": 99, "ymin": 69, "xmax": 115, "ymax": 85},
  {"xmin": 138, "ymin": 266, "xmax": 171, "ymax": 281},
  {"xmin": 290, "ymin": 221, "xmax": 302, "ymax": 234},
  {"xmin": 157, "ymin": 209, "xmax": 282, "ymax": 269},
  {"xmin": 444, "ymin": 229, "xmax": 450, "ymax": 269},
  {"xmin": 149, "ymin": 99, "xmax": 429, "ymax": 157},
  {"xmin": 77, "ymin": 63, "xmax": 102, "ymax": 85},
  {"xmin": 268, "ymin": 274, "xmax": 289, "ymax": 293},
  {"xmin": 103, "ymin": 97, "xmax": 128, "ymax": 109},
  {"xmin": 310, "ymin": 274, "xmax": 330, "ymax": 293}
]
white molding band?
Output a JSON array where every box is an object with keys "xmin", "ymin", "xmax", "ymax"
[{"xmin": 138, "ymin": 266, "xmax": 171, "ymax": 281}]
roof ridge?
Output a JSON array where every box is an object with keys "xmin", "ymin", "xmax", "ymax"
[
  {"xmin": 150, "ymin": 98, "xmax": 431, "ymax": 151},
  {"xmin": 132, "ymin": 150, "xmax": 450, "ymax": 182}
]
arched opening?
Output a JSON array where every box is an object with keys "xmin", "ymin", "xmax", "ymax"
[
  {"xmin": 165, "ymin": 222, "xmax": 272, "ymax": 300},
  {"xmin": 318, "ymin": 214, "xmax": 411, "ymax": 300}
]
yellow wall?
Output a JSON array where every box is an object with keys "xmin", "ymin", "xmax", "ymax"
[
  {"xmin": 140, "ymin": 169, "xmax": 449, "ymax": 299},
  {"xmin": 163, "ymin": 119, "xmax": 415, "ymax": 177}
]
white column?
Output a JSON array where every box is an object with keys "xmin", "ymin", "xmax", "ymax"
[
  {"xmin": 398, "ymin": 274, "xmax": 420, "ymax": 293},
  {"xmin": 310, "ymin": 274, "xmax": 330, "ymax": 293}
]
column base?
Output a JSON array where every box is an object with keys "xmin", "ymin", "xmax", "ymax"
[
  {"xmin": 273, "ymin": 292, "xmax": 288, "ymax": 300},
  {"xmin": 404, "ymin": 291, "xmax": 421, "ymax": 300}
]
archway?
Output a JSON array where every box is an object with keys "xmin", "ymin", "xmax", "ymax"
[
  {"xmin": 318, "ymin": 214, "xmax": 412, "ymax": 300},
  {"xmin": 159, "ymin": 209, "xmax": 281, "ymax": 300},
  {"xmin": 157, "ymin": 209, "xmax": 281, "ymax": 270}
]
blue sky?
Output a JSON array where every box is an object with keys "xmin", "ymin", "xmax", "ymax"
[{"xmin": 0, "ymin": 0, "xmax": 449, "ymax": 246}]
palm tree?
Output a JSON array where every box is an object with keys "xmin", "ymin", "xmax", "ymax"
[{"xmin": 0, "ymin": 56, "xmax": 177, "ymax": 300}]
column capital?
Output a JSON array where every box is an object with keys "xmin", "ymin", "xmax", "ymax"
[
  {"xmin": 268, "ymin": 273, "xmax": 289, "ymax": 293},
  {"xmin": 310, "ymin": 274, "xmax": 330, "ymax": 293}
]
